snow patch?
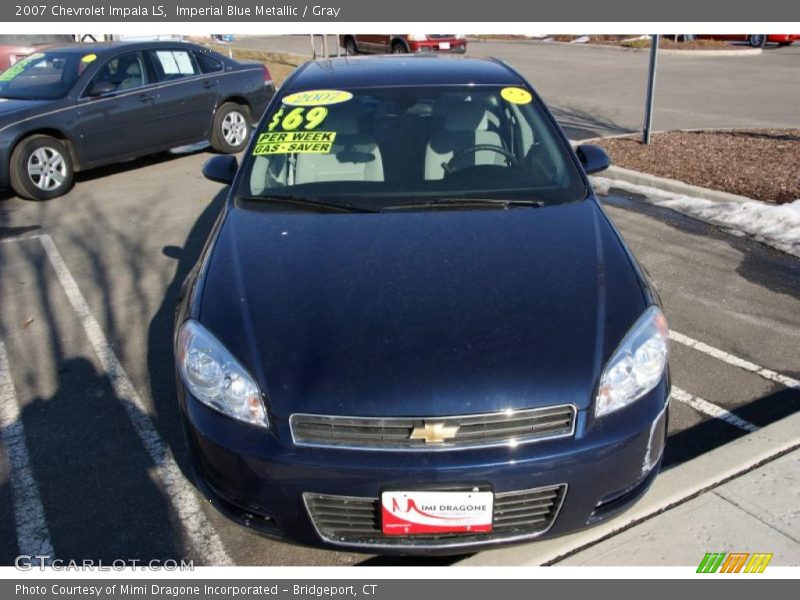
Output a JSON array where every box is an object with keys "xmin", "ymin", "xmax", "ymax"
[{"xmin": 591, "ymin": 176, "xmax": 800, "ymax": 258}]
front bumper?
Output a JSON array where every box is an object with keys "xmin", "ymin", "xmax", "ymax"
[
  {"xmin": 411, "ymin": 41, "xmax": 467, "ymax": 54},
  {"xmin": 179, "ymin": 380, "xmax": 669, "ymax": 555}
]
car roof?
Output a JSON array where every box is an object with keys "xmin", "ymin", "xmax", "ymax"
[
  {"xmin": 34, "ymin": 40, "xmax": 213, "ymax": 56},
  {"xmin": 285, "ymin": 55, "xmax": 525, "ymax": 91}
]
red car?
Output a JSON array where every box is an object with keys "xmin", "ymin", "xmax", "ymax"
[
  {"xmin": 0, "ymin": 34, "xmax": 75, "ymax": 70},
  {"xmin": 341, "ymin": 34, "xmax": 467, "ymax": 55},
  {"xmin": 694, "ymin": 34, "xmax": 799, "ymax": 47}
]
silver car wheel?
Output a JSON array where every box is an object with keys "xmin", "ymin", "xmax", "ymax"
[
  {"xmin": 222, "ymin": 110, "xmax": 247, "ymax": 147},
  {"xmin": 27, "ymin": 146, "xmax": 67, "ymax": 191}
]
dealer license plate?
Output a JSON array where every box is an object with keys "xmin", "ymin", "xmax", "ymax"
[
  {"xmin": 439, "ymin": 42, "xmax": 451, "ymax": 50},
  {"xmin": 381, "ymin": 490, "xmax": 493, "ymax": 535}
]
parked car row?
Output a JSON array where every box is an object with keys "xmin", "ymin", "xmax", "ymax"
[{"xmin": 0, "ymin": 40, "xmax": 273, "ymax": 199}]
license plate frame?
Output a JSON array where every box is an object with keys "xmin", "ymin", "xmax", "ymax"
[{"xmin": 381, "ymin": 490, "xmax": 493, "ymax": 535}]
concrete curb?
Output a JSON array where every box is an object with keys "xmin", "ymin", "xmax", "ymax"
[
  {"xmin": 656, "ymin": 48, "xmax": 762, "ymax": 57},
  {"xmin": 597, "ymin": 165, "xmax": 753, "ymax": 205},
  {"xmin": 458, "ymin": 403, "xmax": 800, "ymax": 566}
]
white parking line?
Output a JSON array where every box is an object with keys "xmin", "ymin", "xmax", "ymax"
[
  {"xmin": 670, "ymin": 330, "xmax": 800, "ymax": 390},
  {"xmin": 671, "ymin": 386, "xmax": 759, "ymax": 433},
  {"xmin": 0, "ymin": 340, "xmax": 55, "ymax": 561},
  {"xmin": 36, "ymin": 234, "xmax": 234, "ymax": 566}
]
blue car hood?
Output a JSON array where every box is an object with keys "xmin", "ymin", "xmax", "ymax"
[
  {"xmin": 199, "ymin": 198, "xmax": 647, "ymax": 418},
  {"xmin": 0, "ymin": 97, "xmax": 53, "ymax": 123}
]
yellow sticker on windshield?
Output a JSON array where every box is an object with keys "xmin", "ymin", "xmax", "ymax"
[
  {"xmin": 252, "ymin": 131, "xmax": 337, "ymax": 155},
  {"xmin": 282, "ymin": 89, "xmax": 353, "ymax": 107},
  {"xmin": 501, "ymin": 87, "xmax": 533, "ymax": 105},
  {"xmin": 81, "ymin": 54, "xmax": 97, "ymax": 63}
]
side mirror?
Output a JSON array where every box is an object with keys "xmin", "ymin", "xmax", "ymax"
[
  {"xmin": 576, "ymin": 144, "xmax": 611, "ymax": 175},
  {"xmin": 202, "ymin": 155, "xmax": 238, "ymax": 185},
  {"xmin": 87, "ymin": 80, "xmax": 116, "ymax": 97}
]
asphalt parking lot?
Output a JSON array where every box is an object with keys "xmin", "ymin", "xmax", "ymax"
[{"xmin": 0, "ymin": 145, "xmax": 798, "ymax": 566}]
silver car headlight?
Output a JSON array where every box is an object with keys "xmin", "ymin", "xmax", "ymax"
[
  {"xmin": 595, "ymin": 306, "xmax": 669, "ymax": 418},
  {"xmin": 176, "ymin": 320, "xmax": 268, "ymax": 428}
]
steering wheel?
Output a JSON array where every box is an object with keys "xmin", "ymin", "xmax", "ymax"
[{"xmin": 442, "ymin": 144, "xmax": 519, "ymax": 176}]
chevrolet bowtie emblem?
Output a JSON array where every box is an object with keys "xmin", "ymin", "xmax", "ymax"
[{"xmin": 409, "ymin": 421, "xmax": 460, "ymax": 444}]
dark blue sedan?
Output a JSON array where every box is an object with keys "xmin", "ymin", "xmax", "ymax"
[
  {"xmin": 0, "ymin": 41, "xmax": 273, "ymax": 200},
  {"xmin": 175, "ymin": 55, "xmax": 670, "ymax": 554}
]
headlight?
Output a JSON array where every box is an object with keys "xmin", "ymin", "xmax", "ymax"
[
  {"xmin": 595, "ymin": 306, "xmax": 669, "ymax": 418},
  {"xmin": 406, "ymin": 34, "xmax": 429, "ymax": 41},
  {"xmin": 176, "ymin": 320, "xmax": 268, "ymax": 428}
]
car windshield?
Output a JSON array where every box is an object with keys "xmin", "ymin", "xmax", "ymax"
[
  {"xmin": 239, "ymin": 85, "xmax": 586, "ymax": 208},
  {"xmin": 0, "ymin": 51, "xmax": 85, "ymax": 100}
]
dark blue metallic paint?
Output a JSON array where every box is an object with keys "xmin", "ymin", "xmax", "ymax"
[
  {"xmin": 175, "ymin": 56, "xmax": 670, "ymax": 554},
  {"xmin": 199, "ymin": 200, "xmax": 647, "ymax": 420},
  {"xmin": 0, "ymin": 41, "xmax": 272, "ymax": 190}
]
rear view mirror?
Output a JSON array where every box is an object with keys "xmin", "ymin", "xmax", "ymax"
[
  {"xmin": 202, "ymin": 155, "xmax": 238, "ymax": 185},
  {"xmin": 88, "ymin": 80, "xmax": 116, "ymax": 97},
  {"xmin": 576, "ymin": 144, "xmax": 611, "ymax": 175}
]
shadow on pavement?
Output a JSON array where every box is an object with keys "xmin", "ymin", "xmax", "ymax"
[
  {"xmin": 550, "ymin": 105, "xmax": 634, "ymax": 140},
  {"xmin": 146, "ymin": 188, "xmax": 228, "ymax": 476},
  {"xmin": 10, "ymin": 357, "xmax": 184, "ymax": 561},
  {"xmin": 601, "ymin": 194, "xmax": 800, "ymax": 470}
]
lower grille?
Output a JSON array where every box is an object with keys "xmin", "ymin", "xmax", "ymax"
[{"xmin": 304, "ymin": 484, "xmax": 566, "ymax": 548}]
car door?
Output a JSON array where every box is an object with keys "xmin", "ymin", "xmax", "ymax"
[
  {"xmin": 147, "ymin": 47, "xmax": 220, "ymax": 145},
  {"xmin": 356, "ymin": 35, "xmax": 389, "ymax": 53},
  {"xmin": 75, "ymin": 50, "xmax": 161, "ymax": 163}
]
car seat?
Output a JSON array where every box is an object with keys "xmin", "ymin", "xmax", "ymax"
[
  {"xmin": 294, "ymin": 104, "xmax": 384, "ymax": 184},
  {"xmin": 424, "ymin": 101, "xmax": 507, "ymax": 180},
  {"xmin": 111, "ymin": 55, "xmax": 144, "ymax": 90}
]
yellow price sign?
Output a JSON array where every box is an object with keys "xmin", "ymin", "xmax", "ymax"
[
  {"xmin": 267, "ymin": 106, "xmax": 329, "ymax": 132},
  {"xmin": 500, "ymin": 87, "xmax": 533, "ymax": 105},
  {"xmin": 282, "ymin": 89, "xmax": 353, "ymax": 107}
]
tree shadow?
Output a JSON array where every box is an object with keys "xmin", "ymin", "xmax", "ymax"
[
  {"xmin": 8, "ymin": 356, "xmax": 185, "ymax": 561},
  {"xmin": 146, "ymin": 188, "xmax": 228, "ymax": 475},
  {"xmin": 599, "ymin": 194, "xmax": 800, "ymax": 467},
  {"xmin": 663, "ymin": 386, "xmax": 800, "ymax": 470},
  {"xmin": 550, "ymin": 105, "xmax": 635, "ymax": 140},
  {"xmin": 0, "ymin": 183, "xmax": 228, "ymax": 564},
  {"xmin": 602, "ymin": 192, "xmax": 800, "ymax": 307},
  {"xmin": 0, "ymin": 146, "xmax": 210, "ymax": 204}
]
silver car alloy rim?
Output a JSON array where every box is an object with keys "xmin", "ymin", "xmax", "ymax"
[
  {"xmin": 222, "ymin": 110, "xmax": 247, "ymax": 147},
  {"xmin": 27, "ymin": 147, "xmax": 67, "ymax": 191}
]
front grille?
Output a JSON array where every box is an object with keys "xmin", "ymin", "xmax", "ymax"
[
  {"xmin": 290, "ymin": 405, "xmax": 576, "ymax": 451},
  {"xmin": 304, "ymin": 484, "xmax": 566, "ymax": 548},
  {"xmin": 427, "ymin": 34, "xmax": 457, "ymax": 39}
]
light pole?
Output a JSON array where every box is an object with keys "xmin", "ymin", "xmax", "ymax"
[{"xmin": 642, "ymin": 34, "xmax": 659, "ymax": 144}]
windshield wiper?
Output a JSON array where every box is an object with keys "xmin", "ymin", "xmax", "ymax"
[
  {"xmin": 382, "ymin": 198, "xmax": 545, "ymax": 212},
  {"xmin": 238, "ymin": 194, "xmax": 379, "ymax": 213}
]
